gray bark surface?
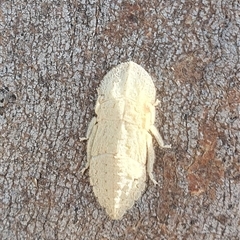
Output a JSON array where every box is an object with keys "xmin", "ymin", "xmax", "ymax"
[{"xmin": 0, "ymin": 0, "xmax": 239, "ymax": 239}]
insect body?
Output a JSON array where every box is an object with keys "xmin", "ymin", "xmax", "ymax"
[{"xmin": 82, "ymin": 61, "xmax": 171, "ymax": 219}]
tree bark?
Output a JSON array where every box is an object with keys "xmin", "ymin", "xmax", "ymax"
[{"xmin": 1, "ymin": 0, "xmax": 239, "ymax": 239}]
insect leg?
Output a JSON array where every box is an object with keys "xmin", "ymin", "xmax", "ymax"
[
  {"xmin": 146, "ymin": 132, "xmax": 158, "ymax": 185},
  {"xmin": 81, "ymin": 117, "xmax": 97, "ymax": 174},
  {"xmin": 149, "ymin": 125, "xmax": 171, "ymax": 148}
]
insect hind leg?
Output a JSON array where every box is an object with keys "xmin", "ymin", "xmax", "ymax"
[{"xmin": 146, "ymin": 132, "xmax": 158, "ymax": 185}]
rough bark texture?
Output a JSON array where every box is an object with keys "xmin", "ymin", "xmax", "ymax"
[{"xmin": 0, "ymin": 0, "xmax": 239, "ymax": 239}]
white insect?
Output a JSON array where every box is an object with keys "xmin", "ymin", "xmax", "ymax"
[{"xmin": 82, "ymin": 61, "xmax": 171, "ymax": 220}]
